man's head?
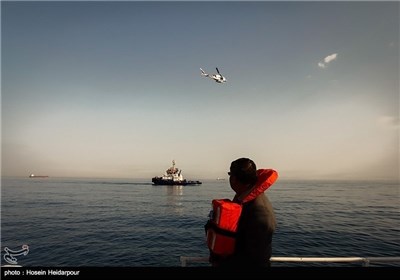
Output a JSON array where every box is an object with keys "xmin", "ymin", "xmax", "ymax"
[{"xmin": 229, "ymin": 158, "xmax": 257, "ymax": 194}]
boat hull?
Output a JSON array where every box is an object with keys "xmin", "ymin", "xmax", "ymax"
[{"xmin": 152, "ymin": 177, "xmax": 202, "ymax": 186}]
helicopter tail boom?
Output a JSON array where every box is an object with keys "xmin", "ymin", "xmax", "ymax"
[{"xmin": 200, "ymin": 68, "xmax": 209, "ymax": 77}]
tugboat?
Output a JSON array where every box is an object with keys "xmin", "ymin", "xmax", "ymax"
[{"xmin": 152, "ymin": 160, "xmax": 202, "ymax": 186}]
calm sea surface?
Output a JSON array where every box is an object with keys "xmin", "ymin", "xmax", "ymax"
[{"xmin": 1, "ymin": 177, "xmax": 399, "ymax": 267}]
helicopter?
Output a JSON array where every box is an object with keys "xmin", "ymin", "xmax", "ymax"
[{"xmin": 200, "ymin": 67, "xmax": 227, "ymax": 83}]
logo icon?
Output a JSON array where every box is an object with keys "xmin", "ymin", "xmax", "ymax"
[{"xmin": 3, "ymin": 245, "xmax": 29, "ymax": 265}]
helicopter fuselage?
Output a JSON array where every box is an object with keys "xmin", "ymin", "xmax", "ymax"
[{"xmin": 212, "ymin": 74, "xmax": 226, "ymax": 83}]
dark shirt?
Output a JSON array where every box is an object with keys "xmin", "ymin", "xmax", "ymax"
[{"xmin": 211, "ymin": 193, "xmax": 276, "ymax": 267}]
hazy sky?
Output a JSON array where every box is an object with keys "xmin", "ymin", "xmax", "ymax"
[{"xmin": 1, "ymin": 1, "xmax": 399, "ymax": 180}]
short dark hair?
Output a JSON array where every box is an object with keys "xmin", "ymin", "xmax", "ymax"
[{"xmin": 230, "ymin": 158, "xmax": 257, "ymax": 186}]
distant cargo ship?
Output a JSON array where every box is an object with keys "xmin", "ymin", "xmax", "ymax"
[{"xmin": 29, "ymin": 174, "xmax": 49, "ymax": 178}]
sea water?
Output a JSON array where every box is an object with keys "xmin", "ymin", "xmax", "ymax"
[{"xmin": 1, "ymin": 177, "xmax": 399, "ymax": 267}]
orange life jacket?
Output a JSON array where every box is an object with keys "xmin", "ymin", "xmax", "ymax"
[{"xmin": 205, "ymin": 169, "xmax": 278, "ymax": 258}]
